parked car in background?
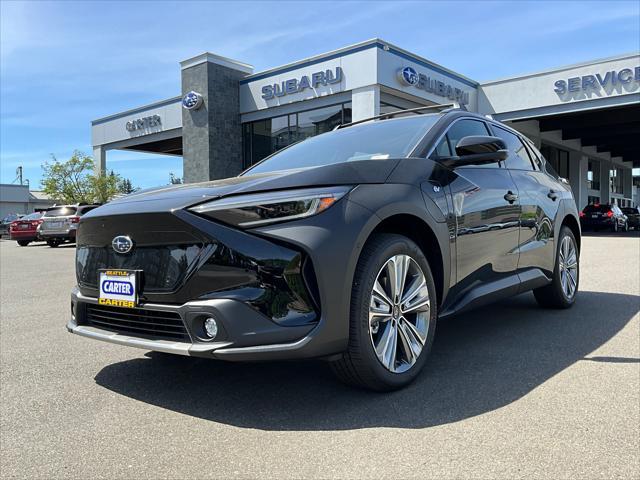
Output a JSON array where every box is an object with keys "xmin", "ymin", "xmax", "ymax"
[
  {"xmin": 40, "ymin": 204, "xmax": 101, "ymax": 247},
  {"xmin": 620, "ymin": 207, "xmax": 640, "ymax": 230},
  {"xmin": 9, "ymin": 212, "xmax": 44, "ymax": 246},
  {"xmin": 0, "ymin": 213, "xmax": 24, "ymax": 237},
  {"xmin": 579, "ymin": 204, "xmax": 628, "ymax": 232}
]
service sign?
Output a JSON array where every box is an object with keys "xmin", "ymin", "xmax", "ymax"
[{"xmin": 98, "ymin": 270, "xmax": 137, "ymax": 308}]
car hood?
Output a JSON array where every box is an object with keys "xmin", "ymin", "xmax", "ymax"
[{"xmin": 84, "ymin": 159, "xmax": 402, "ymax": 216}]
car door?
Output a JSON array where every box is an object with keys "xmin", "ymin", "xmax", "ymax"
[
  {"xmin": 431, "ymin": 118, "xmax": 521, "ymax": 303},
  {"xmin": 490, "ymin": 125, "xmax": 560, "ymax": 277}
]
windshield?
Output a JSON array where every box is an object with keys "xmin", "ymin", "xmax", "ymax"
[
  {"xmin": 45, "ymin": 207, "xmax": 77, "ymax": 217},
  {"xmin": 244, "ymin": 114, "xmax": 441, "ymax": 175}
]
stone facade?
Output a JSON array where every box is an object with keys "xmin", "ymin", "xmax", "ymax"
[{"xmin": 182, "ymin": 60, "xmax": 248, "ymax": 182}]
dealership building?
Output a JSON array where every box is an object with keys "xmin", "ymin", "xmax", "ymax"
[{"xmin": 91, "ymin": 39, "xmax": 640, "ymax": 208}]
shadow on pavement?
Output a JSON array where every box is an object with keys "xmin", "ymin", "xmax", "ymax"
[{"xmin": 95, "ymin": 290, "xmax": 639, "ymax": 431}]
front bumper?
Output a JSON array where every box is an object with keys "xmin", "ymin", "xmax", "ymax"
[
  {"xmin": 71, "ymin": 195, "xmax": 376, "ymax": 360},
  {"xmin": 68, "ymin": 288, "xmax": 316, "ymax": 360}
]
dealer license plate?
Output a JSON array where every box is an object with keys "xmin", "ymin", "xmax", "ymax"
[
  {"xmin": 48, "ymin": 221, "xmax": 62, "ymax": 229},
  {"xmin": 591, "ymin": 214, "xmax": 599, "ymax": 218},
  {"xmin": 98, "ymin": 269, "xmax": 138, "ymax": 308}
]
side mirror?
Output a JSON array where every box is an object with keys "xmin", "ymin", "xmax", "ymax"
[{"xmin": 440, "ymin": 135, "xmax": 508, "ymax": 167}]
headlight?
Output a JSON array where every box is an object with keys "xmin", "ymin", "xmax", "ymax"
[{"xmin": 189, "ymin": 186, "xmax": 351, "ymax": 228}]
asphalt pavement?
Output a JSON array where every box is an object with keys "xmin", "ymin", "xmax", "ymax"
[{"xmin": 1, "ymin": 232, "xmax": 639, "ymax": 479}]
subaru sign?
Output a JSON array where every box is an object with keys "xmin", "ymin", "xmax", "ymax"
[
  {"xmin": 397, "ymin": 66, "xmax": 470, "ymax": 105},
  {"xmin": 182, "ymin": 91, "xmax": 203, "ymax": 110},
  {"xmin": 112, "ymin": 235, "xmax": 133, "ymax": 254},
  {"xmin": 398, "ymin": 66, "xmax": 419, "ymax": 86},
  {"xmin": 261, "ymin": 67, "xmax": 343, "ymax": 100}
]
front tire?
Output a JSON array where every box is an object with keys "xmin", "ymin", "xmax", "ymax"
[
  {"xmin": 534, "ymin": 226, "xmax": 579, "ymax": 309},
  {"xmin": 17, "ymin": 240, "xmax": 30, "ymax": 246},
  {"xmin": 330, "ymin": 234, "xmax": 437, "ymax": 391},
  {"xmin": 47, "ymin": 239, "xmax": 60, "ymax": 248}
]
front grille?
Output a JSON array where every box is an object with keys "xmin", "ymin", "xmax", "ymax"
[
  {"xmin": 76, "ymin": 244, "xmax": 202, "ymax": 292},
  {"xmin": 84, "ymin": 304, "xmax": 189, "ymax": 341}
]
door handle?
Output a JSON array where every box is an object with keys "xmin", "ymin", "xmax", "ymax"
[
  {"xmin": 547, "ymin": 190, "xmax": 558, "ymax": 201},
  {"xmin": 504, "ymin": 191, "xmax": 518, "ymax": 203}
]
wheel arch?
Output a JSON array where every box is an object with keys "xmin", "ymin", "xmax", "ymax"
[
  {"xmin": 361, "ymin": 213, "xmax": 448, "ymax": 308},
  {"xmin": 561, "ymin": 213, "xmax": 581, "ymax": 252}
]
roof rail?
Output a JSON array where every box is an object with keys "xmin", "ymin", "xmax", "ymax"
[{"xmin": 334, "ymin": 103, "xmax": 459, "ymax": 130}]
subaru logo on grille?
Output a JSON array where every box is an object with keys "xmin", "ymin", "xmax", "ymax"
[
  {"xmin": 112, "ymin": 235, "xmax": 133, "ymax": 254},
  {"xmin": 182, "ymin": 91, "xmax": 203, "ymax": 110},
  {"xmin": 398, "ymin": 66, "xmax": 419, "ymax": 86}
]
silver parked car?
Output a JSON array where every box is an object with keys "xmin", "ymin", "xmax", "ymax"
[{"xmin": 40, "ymin": 204, "xmax": 100, "ymax": 247}]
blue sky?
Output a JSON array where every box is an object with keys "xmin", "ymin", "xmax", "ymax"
[{"xmin": 1, "ymin": 0, "xmax": 639, "ymax": 189}]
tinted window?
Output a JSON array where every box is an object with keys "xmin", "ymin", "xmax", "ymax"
[
  {"xmin": 493, "ymin": 126, "xmax": 534, "ymax": 170},
  {"xmin": 621, "ymin": 207, "xmax": 639, "ymax": 215},
  {"xmin": 23, "ymin": 212, "xmax": 43, "ymax": 220},
  {"xmin": 583, "ymin": 205, "xmax": 611, "ymax": 213},
  {"xmin": 523, "ymin": 140, "xmax": 543, "ymax": 170},
  {"xmin": 78, "ymin": 206, "xmax": 98, "ymax": 216},
  {"xmin": 2, "ymin": 214, "xmax": 20, "ymax": 223},
  {"xmin": 45, "ymin": 207, "xmax": 77, "ymax": 217},
  {"xmin": 444, "ymin": 119, "xmax": 498, "ymax": 168},
  {"xmin": 432, "ymin": 136, "xmax": 451, "ymax": 158},
  {"xmin": 245, "ymin": 115, "xmax": 440, "ymax": 175}
]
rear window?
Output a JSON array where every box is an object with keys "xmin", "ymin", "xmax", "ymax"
[
  {"xmin": 45, "ymin": 207, "xmax": 77, "ymax": 217},
  {"xmin": 621, "ymin": 207, "xmax": 639, "ymax": 215},
  {"xmin": 583, "ymin": 205, "xmax": 611, "ymax": 213},
  {"xmin": 23, "ymin": 212, "xmax": 43, "ymax": 220},
  {"xmin": 78, "ymin": 206, "xmax": 98, "ymax": 216}
]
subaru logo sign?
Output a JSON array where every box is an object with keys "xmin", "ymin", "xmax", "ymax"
[
  {"xmin": 112, "ymin": 236, "xmax": 133, "ymax": 254},
  {"xmin": 182, "ymin": 91, "xmax": 203, "ymax": 110},
  {"xmin": 398, "ymin": 66, "xmax": 419, "ymax": 86}
]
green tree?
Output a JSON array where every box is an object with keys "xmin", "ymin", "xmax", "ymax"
[
  {"xmin": 41, "ymin": 151, "xmax": 93, "ymax": 203},
  {"xmin": 118, "ymin": 177, "xmax": 136, "ymax": 194},
  {"xmin": 41, "ymin": 151, "xmax": 135, "ymax": 204}
]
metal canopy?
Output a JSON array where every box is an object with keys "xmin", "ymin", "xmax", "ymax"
[{"xmin": 533, "ymin": 104, "xmax": 640, "ymax": 168}]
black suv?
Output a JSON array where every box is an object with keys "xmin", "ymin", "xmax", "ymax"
[
  {"xmin": 580, "ymin": 203, "xmax": 629, "ymax": 232},
  {"xmin": 68, "ymin": 107, "xmax": 581, "ymax": 391}
]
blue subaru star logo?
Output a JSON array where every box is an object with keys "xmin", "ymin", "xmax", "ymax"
[
  {"xmin": 399, "ymin": 66, "xmax": 419, "ymax": 86},
  {"xmin": 112, "ymin": 235, "xmax": 133, "ymax": 254},
  {"xmin": 182, "ymin": 91, "xmax": 203, "ymax": 110}
]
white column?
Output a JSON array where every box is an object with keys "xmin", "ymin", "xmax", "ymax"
[
  {"xmin": 570, "ymin": 153, "xmax": 589, "ymax": 210},
  {"xmin": 623, "ymin": 167, "xmax": 633, "ymax": 200},
  {"xmin": 93, "ymin": 146, "xmax": 106, "ymax": 176},
  {"xmin": 351, "ymin": 85, "xmax": 380, "ymax": 122},
  {"xmin": 599, "ymin": 160, "xmax": 611, "ymax": 204}
]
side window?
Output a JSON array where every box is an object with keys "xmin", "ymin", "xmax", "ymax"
[
  {"xmin": 432, "ymin": 136, "xmax": 451, "ymax": 158},
  {"xmin": 523, "ymin": 140, "xmax": 543, "ymax": 170},
  {"xmin": 492, "ymin": 126, "xmax": 534, "ymax": 171},
  {"xmin": 444, "ymin": 119, "xmax": 499, "ymax": 168}
]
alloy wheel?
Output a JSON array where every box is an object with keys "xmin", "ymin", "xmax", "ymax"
[
  {"xmin": 368, "ymin": 255, "xmax": 430, "ymax": 373},
  {"xmin": 558, "ymin": 235, "xmax": 578, "ymax": 299}
]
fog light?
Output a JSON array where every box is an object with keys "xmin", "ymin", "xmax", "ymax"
[{"xmin": 203, "ymin": 317, "xmax": 218, "ymax": 339}]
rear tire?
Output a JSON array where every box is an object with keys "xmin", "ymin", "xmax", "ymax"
[
  {"xmin": 330, "ymin": 234, "xmax": 437, "ymax": 391},
  {"xmin": 17, "ymin": 240, "xmax": 30, "ymax": 246},
  {"xmin": 534, "ymin": 226, "xmax": 579, "ymax": 309}
]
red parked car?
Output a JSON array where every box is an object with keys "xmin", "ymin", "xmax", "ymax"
[{"xmin": 9, "ymin": 212, "xmax": 44, "ymax": 246}]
